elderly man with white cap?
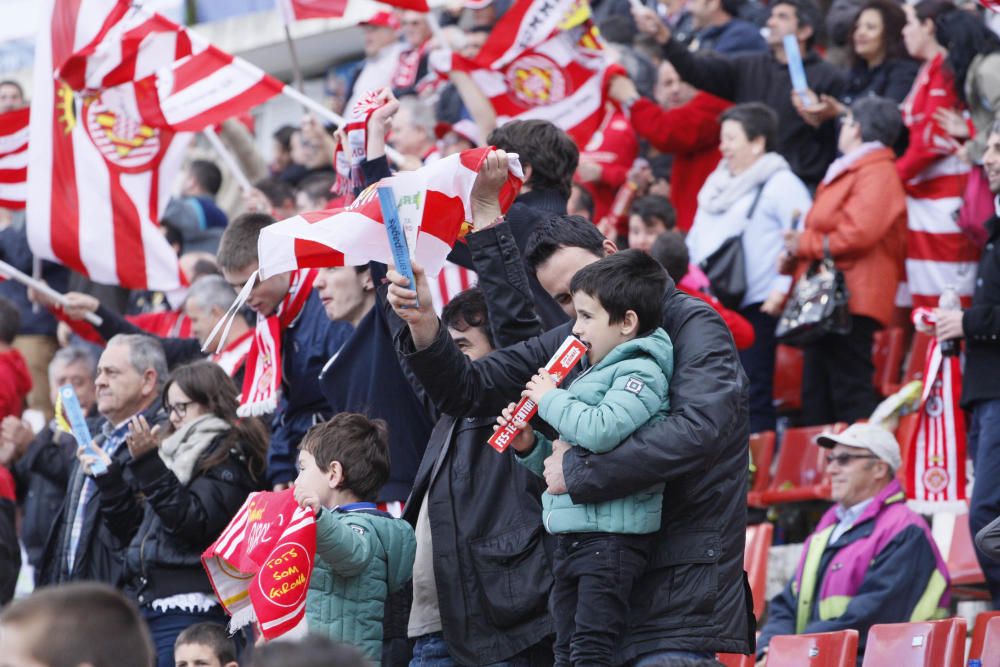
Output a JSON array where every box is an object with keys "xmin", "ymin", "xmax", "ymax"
[{"xmin": 755, "ymin": 423, "xmax": 950, "ymax": 665}]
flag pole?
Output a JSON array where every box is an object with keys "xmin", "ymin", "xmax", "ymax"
[
  {"xmin": 202, "ymin": 127, "xmax": 254, "ymax": 192},
  {"xmin": 0, "ymin": 260, "xmax": 103, "ymax": 326},
  {"xmin": 283, "ymin": 24, "xmax": 306, "ymax": 92},
  {"xmin": 280, "ymin": 85, "xmax": 407, "ymax": 165}
]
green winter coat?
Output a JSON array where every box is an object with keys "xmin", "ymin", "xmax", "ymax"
[
  {"xmin": 517, "ymin": 328, "xmax": 673, "ymax": 535},
  {"xmin": 305, "ymin": 505, "xmax": 416, "ymax": 661}
]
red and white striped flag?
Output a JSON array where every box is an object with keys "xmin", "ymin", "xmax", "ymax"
[
  {"xmin": 472, "ymin": 0, "xmax": 592, "ymax": 70},
  {"xmin": 453, "ymin": 21, "xmax": 624, "ymax": 148},
  {"xmin": 277, "ymin": 0, "xmax": 428, "ymax": 22},
  {"xmin": 57, "ymin": 3, "xmax": 205, "ymax": 92},
  {"xmin": 132, "ymin": 46, "xmax": 285, "ymax": 132},
  {"xmin": 255, "ymin": 147, "xmax": 524, "ymax": 280},
  {"xmin": 0, "ymin": 109, "xmax": 29, "ymax": 210},
  {"xmin": 27, "ymin": 0, "xmax": 188, "ymax": 292}
]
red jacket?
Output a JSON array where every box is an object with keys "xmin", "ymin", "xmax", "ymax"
[
  {"xmin": 577, "ymin": 106, "xmax": 639, "ymax": 224},
  {"xmin": 677, "ymin": 284, "xmax": 756, "ymax": 350},
  {"xmin": 629, "ymin": 92, "xmax": 730, "ymax": 231},
  {"xmin": 0, "ymin": 348, "xmax": 31, "ymax": 421}
]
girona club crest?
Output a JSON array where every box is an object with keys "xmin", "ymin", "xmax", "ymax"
[
  {"xmin": 81, "ymin": 89, "xmax": 168, "ymax": 173},
  {"xmin": 505, "ymin": 54, "xmax": 567, "ymax": 107}
]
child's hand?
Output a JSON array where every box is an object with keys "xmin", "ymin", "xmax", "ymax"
[
  {"xmin": 523, "ymin": 368, "xmax": 558, "ymax": 403},
  {"xmin": 293, "ymin": 485, "xmax": 322, "ymax": 516},
  {"xmin": 496, "ymin": 402, "xmax": 536, "ymax": 454}
]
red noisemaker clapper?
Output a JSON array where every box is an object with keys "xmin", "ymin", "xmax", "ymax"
[{"xmin": 488, "ymin": 335, "xmax": 588, "ymax": 452}]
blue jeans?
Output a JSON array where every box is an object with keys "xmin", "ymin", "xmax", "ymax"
[
  {"xmin": 410, "ymin": 633, "xmax": 552, "ymax": 667},
  {"xmin": 631, "ymin": 649, "xmax": 716, "ymax": 665},
  {"xmin": 969, "ymin": 398, "xmax": 1000, "ymax": 608},
  {"xmin": 141, "ymin": 606, "xmax": 231, "ymax": 667}
]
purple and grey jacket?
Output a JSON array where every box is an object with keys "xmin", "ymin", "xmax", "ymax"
[{"xmin": 758, "ymin": 479, "xmax": 950, "ymax": 658}]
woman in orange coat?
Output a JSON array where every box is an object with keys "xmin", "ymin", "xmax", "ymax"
[{"xmin": 782, "ymin": 97, "xmax": 908, "ymax": 426}]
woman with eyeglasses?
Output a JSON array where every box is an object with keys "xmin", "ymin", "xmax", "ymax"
[
  {"xmin": 81, "ymin": 361, "xmax": 268, "ymax": 667},
  {"xmin": 781, "ymin": 96, "xmax": 908, "ymax": 426}
]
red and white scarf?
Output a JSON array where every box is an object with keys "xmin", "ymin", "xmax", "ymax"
[
  {"xmin": 238, "ymin": 269, "xmax": 318, "ymax": 417},
  {"xmin": 202, "ymin": 489, "xmax": 317, "ymax": 641},
  {"xmin": 211, "ymin": 329, "xmax": 254, "ymax": 379},
  {"xmin": 333, "ymin": 91, "xmax": 386, "ymax": 196},
  {"xmin": 906, "ymin": 308, "xmax": 968, "ymax": 511}
]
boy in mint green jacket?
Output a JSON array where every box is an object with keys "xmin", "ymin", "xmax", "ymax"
[
  {"xmin": 500, "ymin": 249, "xmax": 673, "ymax": 667},
  {"xmin": 293, "ymin": 413, "xmax": 416, "ymax": 662}
]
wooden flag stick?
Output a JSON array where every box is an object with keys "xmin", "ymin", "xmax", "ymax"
[{"xmin": 0, "ymin": 259, "xmax": 103, "ymax": 326}]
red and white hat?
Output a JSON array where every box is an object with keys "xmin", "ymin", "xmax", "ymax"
[
  {"xmin": 361, "ymin": 11, "xmax": 401, "ymax": 29},
  {"xmin": 435, "ymin": 119, "xmax": 482, "ymax": 146}
]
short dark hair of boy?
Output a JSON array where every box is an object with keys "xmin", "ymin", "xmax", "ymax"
[
  {"xmin": 486, "ymin": 120, "xmax": 579, "ymax": 199},
  {"xmin": 255, "ymin": 177, "xmax": 296, "ymax": 211},
  {"xmin": 174, "ymin": 622, "xmax": 236, "ymax": 665},
  {"xmin": 253, "ymin": 635, "xmax": 371, "ymax": 667},
  {"xmin": 0, "ymin": 582, "xmax": 154, "ymax": 667},
  {"xmin": 650, "ymin": 231, "xmax": 689, "ymax": 283},
  {"xmin": 720, "ymin": 102, "xmax": 779, "ymax": 153},
  {"xmin": 300, "ymin": 412, "xmax": 390, "ymax": 502},
  {"xmin": 631, "ymin": 195, "xmax": 676, "ymax": 231},
  {"xmin": 217, "ymin": 212, "xmax": 276, "ymax": 272},
  {"xmin": 441, "ymin": 287, "xmax": 495, "ymax": 350},
  {"xmin": 569, "ymin": 249, "xmax": 667, "ymax": 334},
  {"xmin": 190, "ymin": 159, "xmax": 223, "ymax": 196},
  {"xmin": 0, "ymin": 296, "xmax": 21, "ymax": 343},
  {"xmin": 524, "ymin": 214, "xmax": 607, "ymax": 273}
]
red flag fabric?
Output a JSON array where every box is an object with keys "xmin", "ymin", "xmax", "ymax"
[
  {"xmin": 451, "ymin": 21, "xmax": 624, "ymax": 147},
  {"xmin": 472, "ymin": 0, "xmax": 592, "ymax": 69},
  {"xmin": 27, "ymin": 0, "xmax": 187, "ymax": 292},
  {"xmin": 254, "ymin": 147, "xmax": 523, "ymax": 281},
  {"xmin": 202, "ymin": 489, "xmax": 317, "ymax": 641},
  {"xmin": 0, "ymin": 108, "xmax": 29, "ymax": 210},
  {"xmin": 979, "ymin": 0, "xmax": 999, "ymax": 11},
  {"xmin": 906, "ymin": 307, "xmax": 968, "ymax": 511},
  {"xmin": 277, "ymin": 0, "xmax": 349, "ymax": 22}
]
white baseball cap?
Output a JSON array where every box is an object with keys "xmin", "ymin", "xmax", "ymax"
[{"xmin": 815, "ymin": 423, "xmax": 901, "ymax": 471}]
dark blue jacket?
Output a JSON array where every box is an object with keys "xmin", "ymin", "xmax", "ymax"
[
  {"xmin": 695, "ymin": 19, "xmax": 767, "ymax": 54},
  {"xmin": 319, "ymin": 264, "xmax": 434, "ymax": 502},
  {"xmin": 268, "ymin": 291, "xmax": 352, "ymax": 485}
]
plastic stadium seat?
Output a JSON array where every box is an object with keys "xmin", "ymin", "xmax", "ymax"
[
  {"xmin": 745, "ymin": 523, "xmax": 773, "ymax": 620},
  {"xmin": 749, "ymin": 431, "xmax": 776, "ymax": 495},
  {"xmin": 748, "ymin": 424, "xmax": 846, "ymax": 507},
  {"xmin": 943, "ymin": 512, "xmax": 988, "ymax": 600},
  {"xmin": 766, "ymin": 629, "xmax": 859, "ymax": 666},
  {"xmin": 774, "ymin": 344, "xmax": 803, "ymax": 412},
  {"xmin": 861, "ymin": 617, "xmax": 966, "ymax": 667},
  {"xmin": 969, "ymin": 611, "xmax": 1000, "ymax": 664},
  {"xmin": 716, "ymin": 653, "xmax": 753, "ymax": 667},
  {"xmin": 872, "ymin": 327, "xmax": 905, "ymax": 397},
  {"xmin": 884, "ymin": 333, "xmax": 933, "ymax": 396},
  {"xmin": 894, "ymin": 413, "xmax": 919, "ymax": 495}
]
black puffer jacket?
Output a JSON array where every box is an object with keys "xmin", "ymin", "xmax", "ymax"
[
  {"xmin": 93, "ymin": 429, "xmax": 261, "ymax": 606},
  {"xmin": 397, "ymin": 278, "xmax": 754, "ymax": 661}
]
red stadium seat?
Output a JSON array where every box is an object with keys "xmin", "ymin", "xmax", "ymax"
[
  {"xmin": 969, "ymin": 611, "xmax": 1000, "ymax": 664},
  {"xmin": 749, "ymin": 431, "xmax": 776, "ymax": 495},
  {"xmin": 943, "ymin": 512, "xmax": 988, "ymax": 600},
  {"xmin": 861, "ymin": 617, "xmax": 966, "ymax": 667},
  {"xmin": 748, "ymin": 424, "xmax": 846, "ymax": 507},
  {"xmin": 774, "ymin": 344, "xmax": 803, "ymax": 412},
  {"xmin": 766, "ymin": 629, "xmax": 859, "ymax": 666},
  {"xmin": 745, "ymin": 523, "xmax": 773, "ymax": 620},
  {"xmin": 716, "ymin": 653, "xmax": 753, "ymax": 667},
  {"xmin": 884, "ymin": 333, "xmax": 933, "ymax": 396},
  {"xmin": 894, "ymin": 413, "xmax": 919, "ymax": 495},
  {"xmin": 872, "ymin": 327, "xmax": 905, "ymax": 397}
]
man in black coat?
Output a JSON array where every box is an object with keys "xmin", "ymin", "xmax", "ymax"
[
  {"xmin": 938, "ymin": 122, "xmax": 1000, "ymax": 607},
  {"xmin": 388, "ymin": 214, "xmax": 754, "ymax": 662},
  {"xmin": 38, "ymin": 334, "xmax": 169, "ymax": 587},
  {"xmin": 631, "ymin": 0, "xmax": 845, "ymax": 189}
]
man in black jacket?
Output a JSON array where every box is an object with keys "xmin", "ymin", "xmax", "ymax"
[
  {"xmin": 937, "ymin": 122, "xmax": 1000, "ymax": 607},
  {"xmin": 388, "ymin": 215, "xmax": 754, "ymax": 662},
  {"xmin": 631, "ymin": 0, "xmax": 845, "ymax": 188},
  {"xmin": 38, "ymin": 333, "xmax": 169, "ymax": 587}
]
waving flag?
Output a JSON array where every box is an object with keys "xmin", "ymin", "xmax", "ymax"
[
  {"xmin": 0, "ymin": 109, "xmax": 29, "ymax": 210},
  {"xmin": 255, "ymin": 147, "xmax": 523, "ymax": 280},
  {"xmin": 27, "ymin": 0, "xmax": 187, "ymax": 291},
  {"xmin": 472, "ymin": 0, "xmax": 591, "ymax": 69},
  {"xmin": 203, "ymin": 489, "xmax": 316, "ymax": 640},
  {"xmin": 454, "ymin": 21, "xmax": 623, "ymax": 147},
  {"xmin": 278, "ymin": 0, "xmax": 428, "ymax": 21}
]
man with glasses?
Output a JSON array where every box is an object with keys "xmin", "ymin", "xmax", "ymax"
[{"xmin": 755, "ymin": 423, "xmax": 949, "ymax": 664}]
